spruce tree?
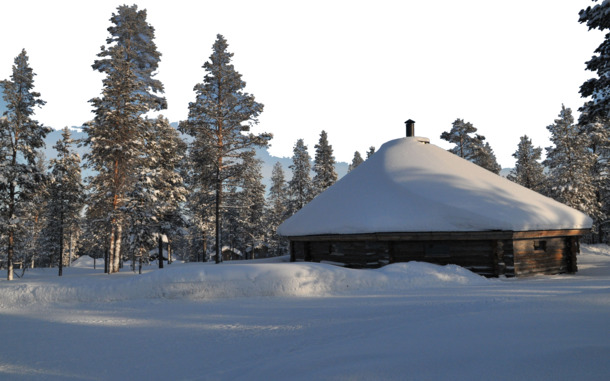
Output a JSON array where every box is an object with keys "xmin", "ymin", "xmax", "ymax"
[
  {"xmin": 366, "ymin": 146, "xmax": 376, "ymax": 159},
  {"xmin": 508, "ymin": 135, "xmax": 546, "ymax": 193},
  {"xmin": 82, "ymin": 5, "xmax": 166, "ymax": 273},
  {"xmin": 579, "ymin": 1, "xmax": 610, "ymax": 123},
  {"xmin": 287, "ymin": 139, "xmax": 313, "ymax": 215},
  {"xmin": 544, "ymin": 105, "xmax": 600, "ymax": 221},
  {"xmin": 579, "ymin": 3, "xmax": 610, "ymax": 241},
  {"xmin": 313, "ymin": 130, "xmax": 337, "ymax": 197},
  {"xmin": 440, "ymin": 118, "xmax": 501, "ymax": 174},
  {"xmin": 267, "ymin": 162, "xmax": 289, "ymax": 255},
  {"xmin": 580, "ymin": 119, "xmax": 610, "ymax": 241},
  {"xmin": 348, "ymin": 151, "xmax": 364, "ymax": 172},
  {"xmin": 179, "ymin": 34, "xmax": 271, "ymax": 263},
  {"xmin": 232, "ymin": 150, "xmax": 266, "ymax": 259},
  {"xmin": 0, "ymin": 49, "xmax": 50, "ymax": 280},
  {"xmin": 46, "ymin": 128, "xmax": 85, "ymax": 276}
]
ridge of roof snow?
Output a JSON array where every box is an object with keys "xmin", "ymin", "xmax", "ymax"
[{"xmin": 278, "ymin": 137, "xmax": 593, "ymax": 237}]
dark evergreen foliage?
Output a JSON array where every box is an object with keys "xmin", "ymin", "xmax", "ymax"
[
  {"xmin": 544, "ymin": 105, "xmax": 600, "ymax": 223},
  {"xmin": 348, "ymin": 151, "xmax": 364, "ymax": 172},
  {"xmin": 440, "ymin": 119, "xmax": 501, "ymax": 174},
  {"xmin": 179, "ymin": 34, "xmax": 271, "ymax": 263},
  {"xmin": 287, "ymin": 139, "xmax": 313, "ymax": 215},
  {"xmin": 83, "ymin": 4, "xmax": 166, "ymax": 273},
  {"xmin": 0, "ymin": 49, "xmax": 50, "ymax": 280},
  {"xmin": 313, "ymin": 130, "xmax": 337, "ymax": 197},
  {"xmin": 507, "ymin": 135, "xmax": 546, "ymax": 193}
]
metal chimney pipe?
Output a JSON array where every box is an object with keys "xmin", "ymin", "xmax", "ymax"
[{"xmin": 405, "ymin": 119, "xmax": 415, "ymax": 137}]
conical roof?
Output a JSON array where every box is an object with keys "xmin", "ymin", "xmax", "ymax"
[{"xmin": 278, "ymin": 137, "xmax": 592, "ymax": 237}]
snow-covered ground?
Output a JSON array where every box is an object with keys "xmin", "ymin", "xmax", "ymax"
[{"xmin": 1, "ymin": 245, "xmax": 609, "ymax": 380}]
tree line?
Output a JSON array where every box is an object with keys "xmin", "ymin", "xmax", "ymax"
[{"xmin": 2, "ymin": 2, "xmax": 610, "ymax": 280}]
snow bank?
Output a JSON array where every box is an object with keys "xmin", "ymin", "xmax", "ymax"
[{"xmin": 0, "ymin": 260, "xmax": 486, "ymax": 308}]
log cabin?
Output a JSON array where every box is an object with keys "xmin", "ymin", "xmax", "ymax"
[{"xmin": 278, "ymin": 121, "xmax": 592, "ymax": 277}]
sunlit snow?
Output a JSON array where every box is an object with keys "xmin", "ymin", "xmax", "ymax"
[
  {"xmin": 1, "ymin": 245, "xmax": 609, "ymax": 380},
  {"xmin": 279, "ymin": 137, "xmax": 592, "ymax": 236}
]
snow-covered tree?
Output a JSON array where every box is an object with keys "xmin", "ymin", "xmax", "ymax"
[
  {"xmin": 578, "ymin": 3, "xmax": 610, "ymax": 241},
  {"xmin": 580, "ymin": 118, "xmax": 610, "ymax": 241},
  {"xmin": 123, "ymin": 116, "xmax": 187, "ymax": 272},
  {"xmin": 312, "ymin": 130, "xmax": 337, "ymax": 197},
  {"xmin": 267, "ymin": 162, "xmax": 289, "ymax": 255},
  {"xmin": 179, "ymin": 34, "xmax": 271, "ymax": 263},
  {"xmin": 82, "ymin": 4, "xmax": 166, "ymax": 273},
  {"xmin": 287, "ymin": 139, "xmax": 313, "ymax": 215},
  {"xmin": 149, "ymin": 117, "xmax": 187, "ymax": 268},
  {"xmin": 348, "ymin": 151, "xmax": 364, "ymax": 172},
  {"xmin": 230, "ymin": 150, "xmax": 266, "ymax": 259},
  {"xmin": 440, "ymin": 118, "xmax": 501, "ymax": 174},
  {"xmin": 507, "ymin": 135, "xmax": 546, "ymax": 193},
  {"xmin": 0, "ymin": 49, "xmax": 51, "ymax": 280},
  {"xmin": 46, "ymin": 128, "xmax": 85, "ymax": 276},
  {"xmin": 579, "ymin": 1, "xmax": 610, "ymax": 124},
  {"xmin": 544, "ymin": 105, "xmax": 600, "ymax": 222}
]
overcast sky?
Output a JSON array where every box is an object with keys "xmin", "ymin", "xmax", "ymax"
[{"xmin": 0, "ymin": 0, "xmax": 603, "ymax": 167}]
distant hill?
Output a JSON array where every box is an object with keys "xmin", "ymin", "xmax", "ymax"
[{"xmin": 42, "ymin": 126, "xmax": 349, "ymax": 194}]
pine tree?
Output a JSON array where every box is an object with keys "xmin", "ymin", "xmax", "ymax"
[
  {"xmin": 472, "ymin": 141, "xmax": 502, "ymax": 174},
  {"xmin": 508, "ymin": 135, "xmax": 546, "ymax": 193},
  {"xmin": 82, "ymin": 5, "xmax": 166, "ymax": 273},
  {"xmin": 580, "ymin": 119, "xmax": 610, "ymax": 241},
  {"xmin": 312, "ymin": 130, "xmax": 337, "ymax": 197},
  {"xmin": 544, "ymin": 105, "xmax": 600, "ymax": 221},
  {"xmin": 179, "ymin": 34, "xmax": 271, "ymax": 263},
  {"xmin": 232, "ymin": 150, "xmax": 266, "ymax": 259},
  {"xmin": 267, "ymin": 162, "xmax": 289, "ymax": 255},
  {"xmin": 348, "ymin": 151, "xmax": 364, "ymax": 172},
  {"xmin": 45, "ymin": 128, "xmax": 85, "ymax": 276},
  {"xmin": 123, "ymin": 117, "xmax": 187, "ymax": 272},
  {"xmin": 0, "ymin": 49, "xmax": 51, "ymax": 280},
  {"xmin": 579, "ymin": 1, "xmax": 610, "ymax": 123},
  {"xmin": 578, "ymin": 3, "xmax": 610, "ymax": 241},
  {"xmin": 440, "ymin": 118, "xmax": 501, "ymax": 174},
  {"xmin": 287, "ymin": 139, "xmax": 313, "ymax": 215},
  {"xmin": 366, "ymin": 146, "xmax": 376, "ymax": 159},
  {"xmin": 149, "ymin": 117, "xmax": 187, "ymax": 268}
]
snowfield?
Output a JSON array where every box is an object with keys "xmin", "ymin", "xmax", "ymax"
[{"xmin": 1, "ymin": 245, "xmax": 609, "ymax": 380}]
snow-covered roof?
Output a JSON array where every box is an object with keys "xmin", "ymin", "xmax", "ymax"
[{"xmin": 278, "ymin": 137, "xmax": 592, "ymax": 236}]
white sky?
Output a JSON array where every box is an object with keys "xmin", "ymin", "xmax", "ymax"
[{"xmin": 0, "ymin": 0, "xmax": 603, "ymax": 167}]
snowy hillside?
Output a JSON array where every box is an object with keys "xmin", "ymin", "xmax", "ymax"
[{"xmin": 1, "ymin": 245, "xmax": 609, "ymax": 380}]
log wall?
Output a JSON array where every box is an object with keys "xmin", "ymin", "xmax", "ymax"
[{"xmin": 287, "ymin": 230, "xmax": 585, "ymax": 277}]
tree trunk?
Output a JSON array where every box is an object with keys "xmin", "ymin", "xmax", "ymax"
[
  {"xmin": 68, "ymin": 231, "xmax": 73, "ymax": 267},
  {"xmin": 104, "ymin": 247, "xmax": 109, "ymax": 274},
  {"xmin": 58, "ymin": 213, "xmax": 64, "ymax": 277},
  {"xmin": 158, "ymin": 232, "xmax": 164, "ymax": 269},
  {"xmin": 109, "ymin": 224, "xmax": 116, "ymax": 273},
  {"xmin": 202, "ymin": 231, "xmax": 207, "ymax": 262},
  {"xmin": 215, "ymin": 166, "xmax": 222, "ymax": 264},
  {"xmin": 113, "ymin": 224, "xmax": 122, "ymax": 272},
  {"xmin": 138, "ymin": 247, "xmax": 143, "ymax": 275},
  {"xmin": 7, "ymin": 229, "xmax": 14, "ymax": 281},
  {"xmin": 168, "ymin": 240, "xmax": 172, "ymax": 264}
]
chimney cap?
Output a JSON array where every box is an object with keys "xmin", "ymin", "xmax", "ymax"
[{"xmin": 405, "ymin": 119, "xmax": 415, "ymax": 137}]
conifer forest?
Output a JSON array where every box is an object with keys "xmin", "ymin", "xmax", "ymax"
[{"xmin": 1, "ymin": 2, "xmax": 610, "ymax": 281}]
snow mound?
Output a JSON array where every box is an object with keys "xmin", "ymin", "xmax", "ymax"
[
  {"xmin": 70, "ymin": 255, "xmax": 97, "ymax": 268},
  {"xmin": 0, "ymin": 261, "xmax": 486, "ymax": 307}
]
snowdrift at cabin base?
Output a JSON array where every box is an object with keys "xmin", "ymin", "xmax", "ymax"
[
  {"xmin": 279, "ymin": 137, "xmax": 592, "ymax": 277},
  {"xmin": 0, "ymin": 257, "xmax": 487, "ymax": 307}
]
